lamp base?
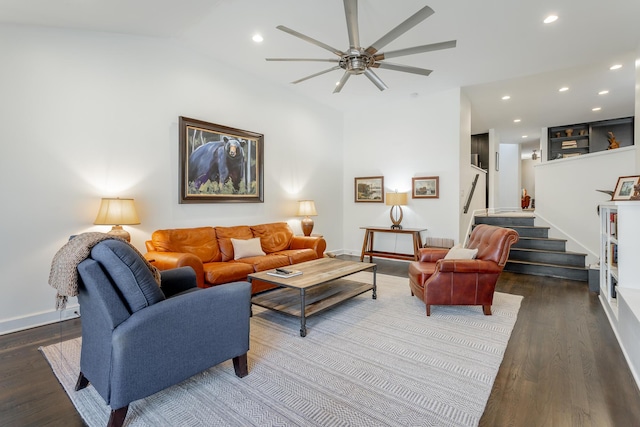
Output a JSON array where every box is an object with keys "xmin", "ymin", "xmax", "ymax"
[
  {"xmin": 107, "ymin": 225, "xmax": 131, "ymax": 242},
  {"xmin": 301, "ymin": 217, "xmax": 314, "ymax": 237},
  {"xmin": 390, "ymin": 224, "xmax": 403, "ymax": 230},
  {"xmin": 389, "ymin": 205, "xmax": 404, "ymax": 230}
]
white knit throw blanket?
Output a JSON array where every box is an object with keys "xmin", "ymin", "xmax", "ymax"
[{"xmin": 48, "ymin": 232, "xmax": 161, "ymax": 310}]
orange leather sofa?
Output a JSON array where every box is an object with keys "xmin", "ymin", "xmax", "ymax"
[
  {"xmin": 145, "ymin": 222, "xmax": 326, "ymax": 294},
  {"xmin": 408, "ymin": 224, "xmax": 518, "ymax": 316}
]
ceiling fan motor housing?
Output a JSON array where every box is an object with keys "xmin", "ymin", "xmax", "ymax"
[{"xmin": 340, "ymin": 49, "xmax": 373, "ymax": 75}]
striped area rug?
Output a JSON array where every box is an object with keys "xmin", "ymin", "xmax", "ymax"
[{"xmin": 41, "ymin": 272, "xmax": 522, "ymax": 427}]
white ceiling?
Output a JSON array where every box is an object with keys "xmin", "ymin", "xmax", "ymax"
[{"xmin": 2, "ymin": 0, "xmax": 639, "ymax": 157}]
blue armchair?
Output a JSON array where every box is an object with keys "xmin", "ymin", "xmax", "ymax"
[{"xmin": 74, "ymin": 240, "xmax": 251, "ymax": 427}]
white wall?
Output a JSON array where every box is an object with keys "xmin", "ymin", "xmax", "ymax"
[
  {"xmin": 0, "ymin": 24, "xmax": 344, "ymax": 334},
  {"xmin": 342, "ymin": 88, "xmax": 463, "ymax": 256},
  {"xmin": 521, "ymin": 158, "xmax": 539, "ymax": 202},
  {"xmin": 498, "ymin": 144, "xmax": 521, "ymax": 209}
]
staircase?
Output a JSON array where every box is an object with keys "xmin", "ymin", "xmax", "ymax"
[{"xmin": 474, "ymin": 215, "xmax": 588, "ymax": 282}]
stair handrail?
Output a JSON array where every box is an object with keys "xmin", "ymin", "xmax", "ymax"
[
  {"xmin": 463, "ymin": 174, "xmax": 480, "ymax": 214},
  {"xmin": 463, "ymin": 207, "xmax": 526, "ymax": 247}
]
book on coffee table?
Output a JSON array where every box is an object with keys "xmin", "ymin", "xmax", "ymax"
[{"xmin": 266, "ymin": 269, "xmax": 302, "ymax": 278}]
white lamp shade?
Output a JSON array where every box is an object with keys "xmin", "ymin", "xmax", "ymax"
[
  {"xmin": 297, "ymin": 200, "xmax": 317, "ymax": 217},
  {"xmin": 385, "ymin": 192, "xmax": 408, "ymax": 206},
  {"xmin": 94, "ymin": 198, "xmax": 140, "ymax": 225}
]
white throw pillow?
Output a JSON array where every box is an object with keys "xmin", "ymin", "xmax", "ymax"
[
  {"xmin": 231, "ymin": 237, "xmax": 266, "ymax": 260},
  {"xmin": 443, "ymin": 244, "xmax": 478, "ymax": 260}
]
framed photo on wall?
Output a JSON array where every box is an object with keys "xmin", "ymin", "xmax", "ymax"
[
  {"xmin": 612, "ymin": 175, "xmax": 640, "ymax": 201},
  {"xmin": 412, "ymin": 176, "xmax": 439, "ymax": 199},
  {"xmin": 179, "ymin": 116, "xmax": 264, "ymax": 203},
  {"xmin": 355, "ymin": 176, "xmax": 384, "ymax": 202}
]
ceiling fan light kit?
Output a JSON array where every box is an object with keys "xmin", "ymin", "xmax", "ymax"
[{"xmin": 266, "ymin": 0, "xmax": 456, "ymax": 93}]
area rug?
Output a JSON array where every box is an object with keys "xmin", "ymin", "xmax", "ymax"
[{"xmin": 41, "ymin": 272, "xmax": 523, "ymax": 427}]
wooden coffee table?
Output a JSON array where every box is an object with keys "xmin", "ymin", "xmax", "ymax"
[{"xmin": 248, "ymin": 258, "xmax": 377, "ymax": 337}]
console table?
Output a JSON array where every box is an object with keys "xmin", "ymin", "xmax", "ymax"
[{"xmin": 360, "ymin": 226, "xmax": 427, "ymax": 262}]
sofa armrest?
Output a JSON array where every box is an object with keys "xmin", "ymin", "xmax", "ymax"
[
  {"xmin": 417, "ymin": 247, "xmax": 449, "ymax": 262},
  {"xmin": 435, "ymin": 259, "xmax": 502, "ymax": 274},
  {"xmin": 289, "ymin": 236, "xmax": 327, "ymax": 258},
  {"xmin": 145, "ymin": 251, "xmax": 205, "ymax": 288}
]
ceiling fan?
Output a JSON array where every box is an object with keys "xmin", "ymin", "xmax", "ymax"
[{"xmin": 266, "ymin": 0, "xmax": 457, "ymax": 93}]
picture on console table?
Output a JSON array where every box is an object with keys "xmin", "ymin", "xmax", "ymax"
[
  {"xmin": 355, "ymin": 176, "xmax": 384, "ymax": 202},
  {"xmin": 179, "ymin": 116, "xmax": 264, "ymax": 203},
  {"xmin": 412, "ymin": 176, "xmax": 439, "ymax": 199},
  {"xmin": 612, "ymin": 175, "xmax": 640, "ymax": 201}
]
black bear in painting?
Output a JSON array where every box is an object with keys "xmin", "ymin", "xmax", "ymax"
[{"xmin": 188, "ymin": 137, "xmax": 245, "ymax": 191}]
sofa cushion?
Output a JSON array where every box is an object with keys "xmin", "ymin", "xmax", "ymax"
[
  {"xmin": 151, "ymin": 227, "xmax": 221, "ymax": 263},
  {"xmin": 231, "ymin": 237, "xmax": 266, "ymax": 260},
  {"xmin": 251, "ymin": 222, "xmax": 293, "ymax": 253},
  {"xmin": 273, "ymin": 249, "xmax": 317, "ymax": 264},
  {"xmin": 203, "ymin": 262, "xmax": 255, "ymax": 285},
  {"xmin": 236, "ymin": 254, "xmax": 290, "ymax": 272},
  {"xmin": 216, "ymin": 226, "xmax": 253, "ymax": 262},
  {"xmin": 91, "ymin": 240, "xmax": 165, "ymax": 313}
]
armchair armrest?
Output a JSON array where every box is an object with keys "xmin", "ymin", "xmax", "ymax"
[
  {"xmin": 435, "ymin": 259, "xmax": 502, "ymax": 274},
  {"xmin": 417, "ymin": 247, "xmax": 449, "ymax": 262},
  {"xmin": 290, "ymin": 236, "xmax": 327, "ymax": 258},
  {"xmin": 159, "ymin": 267, "xmax": 197, "ymax": 297},
  {"xmin": 145, "ymin": 251, "xmax": 205, "ymax": 287}
]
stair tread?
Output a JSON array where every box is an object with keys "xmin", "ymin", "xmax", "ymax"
[
  {"xmin": 517, "ymin": 236, "xmax": 567, "ymax": 242},
  {"xmin": 505, "ymin": 225, "xmax": 550, "ymax": 229},
  {"xmin": 507, "ymin": 259, "xmax": 587, "ymax": 270},
  {"xmin": 510, "ymin": 247, "xmax": 587, "ymax": 256}
]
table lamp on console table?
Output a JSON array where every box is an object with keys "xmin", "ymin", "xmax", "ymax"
[
  {"xmin": 386, "ymin": 192, "xmax": 407, "ymax": 229},
  {"xmin": 94, "ymin": 197, "xmax": 140, "ymax": 242}
]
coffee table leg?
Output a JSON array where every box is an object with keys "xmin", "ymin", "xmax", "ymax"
[
  {"xmin": 300, "ymin": 289, "xmax": 307, "ymax": 337},
  {"xmin": 372, "ymin": 265, "xmax": 377, "ymax": 300}
]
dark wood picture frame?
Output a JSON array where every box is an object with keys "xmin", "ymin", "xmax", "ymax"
[
  {"xmin": 179, "ymin": 116, "xmax": 264, "ymax": 203},
  {"xmin": 612, "ymin": 175, "xmax": 640, "ymax": 201},
  {"xmin": 412, "ymin": 176, "xmax": 439, "ymax": 199},
  {"xmin": 355, "ymin": 176, "xmax": 384, "ymax": 203}
]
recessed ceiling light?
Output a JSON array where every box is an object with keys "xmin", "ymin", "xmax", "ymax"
[
  {"xmin": 592, "ymin": 107, "xmax": 602, "ymax": 111},
  {"xmin": 522, "ymin": 135, "xmax": 528, "ymax": 138},
  {"xmin": 502, "ymin": 95, "xmax": 511, "ymax": 100},
  {"xmin": 599, "ymin": 90, "xmax": 609, "ymax": 95},
  {"xmin": 514, "ymin": 119, "xmax": 521, "ymax": 123},
  {"xmin": 252, "ymin": 34, "xmax": 264, "ymax": 43},
  {"xmin": 610, "ymin": 64, "xmax": 622, "ymax": 70},
  {"xmin": 543, "ymin": 15, "xmax": 558, "ymax": 24},
  {"xmin": 559, "ymin": 87, "xmax": 569, "ymax": 92}
]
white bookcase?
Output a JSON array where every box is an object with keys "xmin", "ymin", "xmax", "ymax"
[{"xmin": 599, "ymin": 201, "xmax": 640, "ymax": 387}]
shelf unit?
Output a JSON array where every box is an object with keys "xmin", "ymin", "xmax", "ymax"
[
  {"xmin": 599, "ymin": 201, "xmax": 640, "ymax": 388},
  {"xmin": 548, "ymin": 117, "xmax": 634, "ymax": 161}
]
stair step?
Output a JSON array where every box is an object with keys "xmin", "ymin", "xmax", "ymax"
[
  {"xmin": 506, "ymin": 225, "xmax": 550, "ymax": 238},
  {"xmin": 505, "ymin": 260, "xmax": 588, "ymax": 282},
  {"xmin": 509, "ymin": 248, "xmax": 586, "ymax": 268},
  {"xmin": 513, "ymin": 237, "xmax": 567, "ymax": 251},
  {"xmin": 474, "ymin": 215, "xmax": 535, "ymax": 227}
]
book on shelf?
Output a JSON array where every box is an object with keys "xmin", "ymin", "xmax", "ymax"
[
  {"xmin": 562, "ymin": 140, "xmax": 577, "ymax": 149},
  {"xmin": 609, "ymin": 212, "xmax": 618, "ymax": 237},
  {"xmin": 563, "ymin": 153, "xmax": 581, "ymax": 158},
  {"xmin": 266, "ymin": 268, "xmax": 302, "ymax": 278}
]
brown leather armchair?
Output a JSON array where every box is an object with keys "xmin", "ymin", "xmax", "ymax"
[{"xmin": 408, "ymin": 224, "xmax": 519, "ymax": 316}]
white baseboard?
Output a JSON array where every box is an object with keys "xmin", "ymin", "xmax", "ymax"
[{"xmin": 0, "ymin": 304, "xmax": 80, "ymax": 336}]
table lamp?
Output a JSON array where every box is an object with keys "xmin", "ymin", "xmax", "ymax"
[
  {"xmin": 297, "ymin": 200, "xmax": 318, "ymax": 236},
  {"xmin": 94, "ymin": 197, "xmax": 140, "ymax": 242},
  {"xmin": 386, "ymin": 192, "xmax": 407, "ymax": 229}
]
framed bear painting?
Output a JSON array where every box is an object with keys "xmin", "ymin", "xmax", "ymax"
[{"xmin": 179, "ymin": 116, "xmax": 264, "ymax": 203}]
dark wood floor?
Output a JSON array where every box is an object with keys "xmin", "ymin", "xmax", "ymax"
[{"xmin": 2, "ymin": 256, "xmax": 639, "ymax": 426}]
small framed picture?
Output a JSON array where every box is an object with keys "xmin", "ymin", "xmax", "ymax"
[
  {"xmin": 612, "ymin": 175, "xmax": 640, "ymax": 201},
  {"xmin": 412, "ymin": 176, "xmax": 439, "ymax": 199},
  {"xmin": 354, "ymin": 176, "xmax": 384, "ymax": 203}
]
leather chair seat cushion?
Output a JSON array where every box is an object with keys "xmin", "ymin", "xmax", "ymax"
[
  {"xmin": 203, "ymin": 262, "xmax": 255, "ymax": 285},
  {"xmin": 251, "ymin": 223, "xmax": 293, "ymax": 253},
  {"xmin": 273, "ymin": 249, "xmax": 317, "ymax": 264},
  {"xmin": 236, "ymin": 254, "xmax": 290, "ymax": 271},
  {"xmin": 216, "ymin": 226, "xmax": 253, "ymax": 262},
  {"xmin": 151, "ymin": 227, "xmax": 221, "ymax": 263},
  {"xmin": 90, "ymin": 240, "xmax": 165, "ymax": 313},
  {"xmin": 408, "ymin": 261, "xmax": 437, "ymax": 290}
]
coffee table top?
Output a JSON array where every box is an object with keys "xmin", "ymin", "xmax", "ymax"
[{"xmin": 247, "ymin": 258, "xmax": 375, "ymax": 289}]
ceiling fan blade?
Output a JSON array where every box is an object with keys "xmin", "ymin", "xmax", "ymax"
[
  {"xmin": 373, "ymin": 62, "xmax": 432, "ymax": 76},
  {"xmin": 363, "ymin": 69, "xmax": 388, "ymax": 91},
  {"xmin": 375, "ymin": 40, "xmax": 457, "ymax": 60},
  {"xmin": 266, "ymin": 58, "xmax": 340, "ymax": 63},
  {"xmin": 344, "ymin": 0, "xmax": 360, "ymax": 49},
  {"xmin": 333, "ymin": 72, "xmax": 351, "ymax": 93},
  {"xmin": 365, "ymin": 5, "xmax": 435, "ymax": 55},
  {"xmin": 276, "ymin": 25, "xmax": 344, "ymax": 57},
  {"xmin": 291, "ymin": 66, "xmax": 341, "ymax": 84}
]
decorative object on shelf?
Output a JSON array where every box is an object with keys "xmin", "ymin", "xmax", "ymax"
[
  {"xmin": 386, "ymin": 191, "xmax": 408, "ymax": 229},
  {"xmin": 179, "ymin": 116, "xmax": 264, "ymax": 203},
  {"xmin": 354, "ymin": 176, "xmax": 384, "ymax": 202},
  {"xmin": 607, "ymin": 132, "xmax": 620, "ymax": 150},
  {"xmin": 596, "ymin": 189, "xmax": 615, "ymax": 200},
  {"xmin": 579, "ymin": 129, "xmax": 587, "ymax": 136},
  {"xmin": 412, "ymin": 176, "xmax": 439, "ymax": 199},
  {"xmin": 565, "ymin": 128, "xmax": 573, "ymax": 137},
  {"xmin": 297, "ymin": 200, "xmax": 318, "ymax": 236},
  {"xmin": 94, "ymin": 198, "xmax": 140, "ymax": 242},
  {"xmin": 555, "ymin": 132, "xmax": 561, "ymax": 138},
  {"xmin": 612, "ymin": 175, "xmax": 640, "ymax": 201}
]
